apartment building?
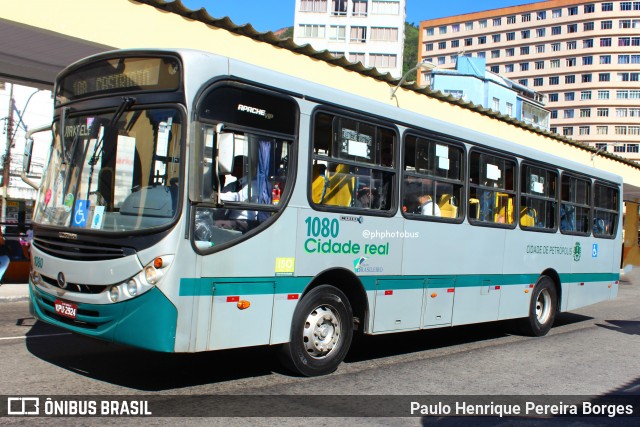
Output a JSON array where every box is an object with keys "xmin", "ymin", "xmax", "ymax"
[
  {"xmin": 419, "ymin": 0, "xmax": 640, "ymax": 161},
  {"xmin": 293, "ymin": 0, "xmax": 406, "ymax": 78}
]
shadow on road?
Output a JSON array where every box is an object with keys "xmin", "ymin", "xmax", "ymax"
[{"xmin": 24, "ymin": 311, "xmax": 594, "ymax": 391}]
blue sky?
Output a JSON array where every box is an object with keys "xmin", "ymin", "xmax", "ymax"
[{"xmin": 180, "ymin": 0, "xmax": 534, "ymax": 32}]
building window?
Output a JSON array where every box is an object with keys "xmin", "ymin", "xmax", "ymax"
[
  {"xmin": 426, "ymin": 43, "xmax": 434, "ymax": 52},
  {"xmin": 585, "ymin": 4, "xmax": 596, "ymax": 13},
  {"xmin": 349, "ymin": 52, "xmax": 365, "ymax": 63},
  {"xmin": 617, "ymin": 90, "xmax": 630, "ymax": 100},
  {"xmin": 506, "ymin": 103, "xmax": 513, "ymax": 116},
  {"xmin": 617, "ymin": 108, "xmax": 628, "ymax": 117},
  {"xmin": 536, "ymin": 44, "xmax": 545, "ymax": 53},
  {"xmin": 552, "ymin": 8, "xmax": 562, "ymax": 18},
  {"xmin": 620, "ymin": 20, "xmax": 632, "ymax": 28},
  {"xmin": 465, "ymin": 22, "xmax": 473, "ymax": 30},
  {"xmin": 492, "ymin": 34, "xmax": 501, "ymax": 42},
  {"xmin": 579, "ymin": 126, "xmax": 590, "ymax": 135},
  {"xmin": 371, "ymin": 27, "xmax": 399, "ymax": 42},
  {"xmin": 520, "ymin": 63, "xmax": 529, "ymax": 71},
  {"xmin": 551, "ymin": 43, "xmax": 561, "ymax": 52},
  {"xmin": 452, "ymin": 24, "xmax": 460, "ymax": 33},
  {"xmin": 352, "ymin": 0, "xmax": 368, "ymax": 16},
  {"xmin": 583, "ymin": 56, "xmax": 593, "ymax": 65},
  {"xmin": 552, "ymin": 26, "xmax": 562, "ymax": 35},
  {"xmin": 601, "ymin": 38, "xmax": 612, "ymax": 47},
  {"xmin": 331, "ymin": 0, "xmax": 348, "ymax": 16},
  {"xmin": 479, "ymin": 20, "xmax": 488, "ymax": 28},
  {"xmin": 490, "ymin": 65, "xmax": 500, "ymax": 73},
  {"xmin": 580, "ymin": 108, "xmax": 591, "ymax": 117},
  {"xmin": 506, "ymin": 48, "xmax": 515, "ymax": 57},
  {"xmin": 583, "ymin": 39, "xmax": 594, "ymax": 48},
  {"xmin": 582, "ymin": 74, "xmax": 592, "ymax": 83},
  {"xmin": 619, "ymin": 37, "xmax": 631, "ymax": 47},
  {"xmin": 597, "ymin": 107, "xmax": 610, "ymax": 116},
  {"xmin": 350, "ymin": 26, "xmax": 367, "ymax": 42},
  {"xmin": 618, "ymin": 73, "xmax": 630, "ymax": 82},
  {"xmin": 298, "ymin": 24, "xmax": 326, "ymax": 38},
  {"xmin": 537, "ymin": 11, "xmax": 547, "ymax": 20},
  {"xmin": 597, "ymin": 126, "xmax": 608, "ymax": 135},
  {"xmin": 464, "ymin": 38, "xmax": 473, "ymax": 46},
  {"xmin": 300, "ymin": 0, "xmax": 328, "ymax": 12},
  {"xmin": 491, "ymin": 50, "xmax": 500, "ymax": 59},
  {"xmin": 564, "ymin": 109, "xmax": 575, "ymax": 119},
  {"xmin": 439, "ymin": 26, "xmax": 447, "ymax": 35},
  {"xmin": 535, "ymin": 61, "xmax": 544, "ymax": 70},
  {"xmin": 521, "ymin": 13, "xmax": 531, "ymax": 22},
  {"xmin": 563, "ymin": 127, "xmax": 573, "ymax": 136},
  {"xmin": 599, "ymin": 73, "xmax": 611, "ymax": 82},
  {"xmin": 602, "ymin": 2, "xmax": 613, "ymax": 11},
  {"xmin": 597, "ymin": 91, "xmax": 610, "ymax": 100},
  {"xmin": 550, "ymin": 59, "xmax": 560, "ymax": 68},
  {"xmin": 549, "ymin": 76, "xmax": 559, "ymax": 85},
  {"xmin": 536, "ymin": 28, "xmax": 546, "ymax": 37},
  {"xmin": 370, "ymin": 53, "xmax": 397, "ymax": 68},
  {"xmin": 581, "ymin": 91, "xmax": 592, "ymax": 100},
  {"xmin": 621, "ymin": 1, "xmax": 632, "ymax": 10},
  {"xmin": 478, "ymin": 36, "xmax": 487, "ymax": 44},
  {"xmin": 584, "ymin": 22, "xmax": 595, "ymax": 31},
  {"xmin": 565, "ymin": 75, "xmax": 576, "ymax": 84},
  {"xmin": 437, "ymin": 56, "xmax": 446, "ymax": 65},
  {"xmin": 601, "ymin": 20, "xmax": 613, "ymax": 30},
  {"xmin": 567, "ymin": 41, "xmax": 577, "ymax": 50},
  {"xmin": 534, "ymin": 77, "xmax": 543, "ymax": 86},
  {"xmin": 614, "ymin": 144, "xmax": 625, "ymax": 153},
  {"xmin": 492, "ymin": 98, "xmax": 500, "ymax": 111},
  {"xmin": 633, "ymin": 38, "xmax": 640, "ymax": 47},
  {"xmin": 477, "ymin": 52, "xmax": 486, "ymax": 59},
  {"xmin": 551, "ymin": 110, "xmax": 558, "ymax": 119},
  {"xmin": 438, "ymin": 41, "xmax": 446, "ymax": 49},
  {"xmin": 451, "ymin": 40, "xmax": 460, "ymax": 48},
  {"xmin": 567, "ymin": 24, "xmax": 578, "ymax": 33},
  {"xmin": 550, "ymin": 127, "xmax": 557, "ymax": 134},
  {"xmin": 615, "ymin": 126, "xmax": 627, "ymax": 135},
  {"xmin": 549, "ymin": 93, "xmax": 559, "ymax": 102},
  {"xmin": 566, "ymin": 58, "xmax": 577, "ymax": 67},
  {"xmin": 493, "ymin": 17, "xmax": 502, "ymax": 26},
  {"xmin": 565, "ymin": 92, "xmax": 575, "ymax": 101},
  {"xmin": 371, "ymin": 0, "xmax": 400, "ymax": 14},
  {"xmin": 426, "ymin": 28, "xmax": 434, "ymax": 36},
  {"xmin": 600, "ymin": 55, "xmax": 611, "ymax": 64},
  {"xmin": 507, "ymin": 15, "xmax": 516, "ymax": 24},
  {"xmin": 520, "ymin": 46, "xmax": 530, "ymax": 55},
  {"xmin": 329, "ymin": 25, "xmax": 347, "ymax": 41},
  {"xmin": 568, "ymin": 6, "xmax": 579, "ymax": 15},
  {"xmin": 505, "ymin": 64, "xmax": 514, "ymax": 73},
  {"xmin": 507, "ymin": 32, "xmax": 515, "ymax": 41}
]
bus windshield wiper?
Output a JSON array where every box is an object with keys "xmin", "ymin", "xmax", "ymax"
[{"xmin": 85, "ymin": 96, "xmax": 136, "ymax": 201}]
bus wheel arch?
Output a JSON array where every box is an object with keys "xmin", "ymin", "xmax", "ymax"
[
  {"xmin": 301, "ymin": 268, "xmax": 369, "ymax": 333},
  {"xmin": 517, "ymin": 272, "xmax": 559, "ymax": 337}
]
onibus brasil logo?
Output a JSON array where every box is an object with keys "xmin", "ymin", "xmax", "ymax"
[{"xmin": 353, "ymin": 257, "xmax": 383, "ymax": 273}]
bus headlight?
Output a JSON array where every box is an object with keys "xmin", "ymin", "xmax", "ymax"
[
  {"xmin": 126, "ymin": 279, "xmax": 139, "ymax": 297},
  {"xmin": 145, "ymin": 266, "xmax": 158, "ymax": 285},
  {"xmin": 108, "ymin": 286, "xmax": 120, "ymax": 303}
]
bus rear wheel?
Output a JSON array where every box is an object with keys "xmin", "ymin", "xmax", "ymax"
[
  {"xmin": 279, "ymin": 285, "xmax": 353, "ymax": 377},
  {"xmin": 517, "ymin": 275, "xmax": 557, "ymax": 337}
]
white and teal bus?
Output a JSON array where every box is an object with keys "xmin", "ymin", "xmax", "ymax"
[{"xmin": 25, "ymin": 49, "xmax": 622, "ymax": 376}]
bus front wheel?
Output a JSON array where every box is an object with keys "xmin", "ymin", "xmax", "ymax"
[
  {"xmin": 279, "ymin": 285, "xmax": 353, "ymax": 377},
  {"xmin": 517, "ymin": 275, "xmax": 557, "ymax": 337}
]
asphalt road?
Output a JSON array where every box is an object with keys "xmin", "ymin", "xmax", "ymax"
[{"xmin": 1, "ymin": 276, "xmax": 639, "ymax": 426}]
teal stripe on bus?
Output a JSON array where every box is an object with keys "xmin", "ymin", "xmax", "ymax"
[{"xmin": 179, "ymin": 272, "xmax": 619, "ymax": 297}]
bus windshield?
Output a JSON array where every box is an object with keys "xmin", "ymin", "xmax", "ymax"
[{"xmin": 33, "ymin": 107, "xmax": 183, "ymax": 232}]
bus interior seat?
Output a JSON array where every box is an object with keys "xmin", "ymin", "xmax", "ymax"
[
  {"xmin": 322, "ymin": 164, "xmax": 354, "ymax": 207},
  {"xmin": 438, "ymin": 194, "xmax": 458, "ymax": 218},
  {"xmin": 311, "ymin": 164, "xmax": 327, "ymax": 204},
  {"xmin": 495, "ymin": 193, "xmax": 514, "ymax": 224},
  {"xmin": 520, "ymin": 207, "xmax": 537, "ymax": 227},
  {"xmin": 469, "ymin": 198, "xmax": 480, "ymax": 219},
  {"xmin": 560, "ymin": 204, "xmax": 575, "ymax": 231}
]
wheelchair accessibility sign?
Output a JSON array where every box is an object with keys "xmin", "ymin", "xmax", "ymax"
[
  {"xmin": 72, "ymin": 200, "xmax": 90, "ymax": 227},
  {"xmin": 592, "ymin": 243, "xmax": 598, "ymax": 258}
]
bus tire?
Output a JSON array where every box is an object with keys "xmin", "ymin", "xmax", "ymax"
[
  {"xmin": 517, "ymin": 275, "xmax": 557, "ymax": 337},
  {"xmin": 279, "ymin": 285, "xmax": 353, "ymax": 377}
]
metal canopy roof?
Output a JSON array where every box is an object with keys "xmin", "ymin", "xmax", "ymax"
[{"xmin": 0, "ymin": 18, "xmax": 110, "ymax": 89}]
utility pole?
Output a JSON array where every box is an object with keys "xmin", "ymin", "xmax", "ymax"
[{"xmin": 2, "ymin": 82, "xmax": 14, "ymax": 224}]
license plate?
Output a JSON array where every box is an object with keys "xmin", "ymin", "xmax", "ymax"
[{"xmin": 54, "ymin": 299, "xmax": 77, "ymax": 319}]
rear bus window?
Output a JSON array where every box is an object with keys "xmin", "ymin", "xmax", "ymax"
[
  {"xmin": 560, "ymin": 174, "xmax": 591, "ymax": 235},
  {"xmin": 593, "ymin": 182, "xmax": 619, "ymax": 238},
  {"xmin": 520, "ymin": 164, "xmax": 558, "ymax": 231},
  {"xmin": 468, "ymin": 150, "xmax": 516, "ymax": 226}
]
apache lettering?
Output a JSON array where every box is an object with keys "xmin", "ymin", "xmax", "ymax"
[
  {"xmin": 238, "ymin": 104, "xmax": 267, "ymax": 116},
  {"xmin": 64, "ymin": 124, "xmax": 91, "ymax": 138}
]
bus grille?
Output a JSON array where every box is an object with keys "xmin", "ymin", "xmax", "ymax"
[
  {"xmin": 41, "ymin": 274, "xmax": 108, "ymax": 294},
  {"xmin": 38, "ymin": 297, "xmax": 100, "ymax": 330},
  {"xmin": 33, "ymin": 237, "xmax": 136, "ymax": 261}
]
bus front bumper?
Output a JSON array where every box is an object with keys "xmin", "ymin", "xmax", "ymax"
[{"xmin": 29, "ymin": 282, "xmax": 178, "ymax": 353}]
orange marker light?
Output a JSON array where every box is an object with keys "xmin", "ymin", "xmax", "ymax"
[
  {"xmin": 237, "ymin": 300, "xmax": 251, "ymax": 310},
  {"xmin": 154, "ymin": 257, "xmax": 164, "ymax": 269},
  {"xmin": 430, "ymin": 293, "xmax": 438, "ymax": 298}
]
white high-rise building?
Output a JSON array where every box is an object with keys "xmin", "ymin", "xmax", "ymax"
[{"xmin": 293, "ymin": 0, "xmax": 406, "ymax": 78}]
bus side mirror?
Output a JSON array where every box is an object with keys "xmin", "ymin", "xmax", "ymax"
[
  {"xmin": 22, "ymin": 124, "xmax": 51, "ymax": 190},
  {"xmin": 217, "ymin": 132, "xmax": 235, "ymax": 175}
]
